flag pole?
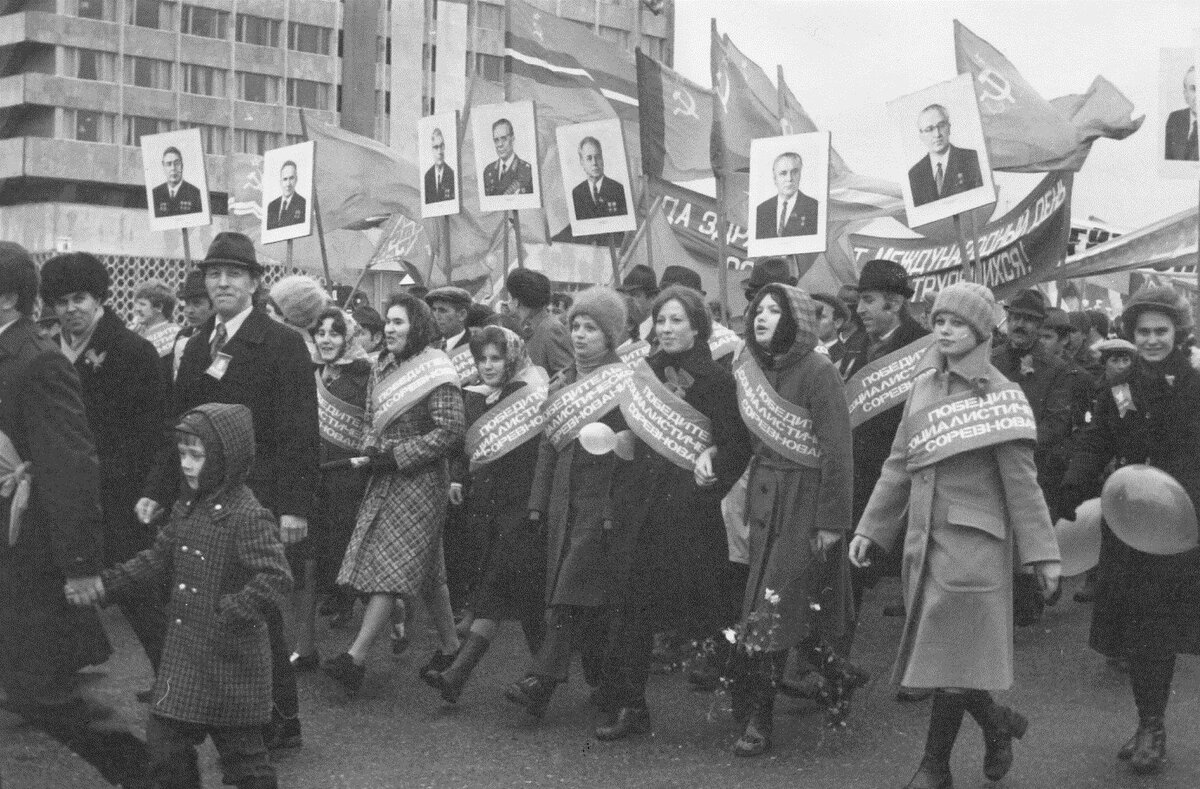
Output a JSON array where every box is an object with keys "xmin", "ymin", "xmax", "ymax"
[
  {"xmin": 618, "ymin": 194, "xmax": 663, "ymax": 270},
  {"xmin": 1195, "ymin": 181, "xmax": 1199, "ymax": 329},
  {"xmin": 298, "ymin": 110, "xmax": 333, "ymax": 285},
  {"xmin": 608, "ymin": 234, "xmax": 621, "ymax": 285},
  {"xmin": 511, "ymin": 211, "xmax": 526, "ymax": 268},
  {"xmin": 286, "ymin": 239, "xmax": 294, "ymax": 269},
  {"xmin": 715, "ymin": 174, "xmax": 732, "ymax": 323},
  {"xmin": 181, "ymin": 228, "xmax": 192, "ymax": 268},
  {"xmin": 441, "ymin": 215, "xmax": 453, "ymax": 286},
  {"xmin": 952, "ymin": 213, "xmax": 974, "ymax": 284},
  {"xmin": 967, "ymin": 209, "xmax": 985, "ymax": 284}
]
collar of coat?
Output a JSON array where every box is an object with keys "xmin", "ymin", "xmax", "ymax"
[
  {"xmin": 914, "ymin": 337, "xmax": 996, "ymax": 393},
  {"xmin": 199, "ymin": 308, "xmax": 271, "ymax": 349}
]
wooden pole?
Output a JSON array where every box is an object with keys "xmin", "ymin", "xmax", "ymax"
[
  {"xmin": 967, "ymin": 209, "xmax": 985, "ymax": 285},
  {"xmin": 617, "ymin": 195, "xmax": 663, "ymax": 270},
  {"xmin": 181, "ymin": 227, "xmax": 192, "ymax": 268},
  {"xmin": 441, "ymin": 215, "xmax": 453, "ymax": 286},
  {"xmin": 511, "ymin": 211, "xmax": 525, "ymax": 268},
  {"xmin": 952, "ymin": 214, "xmax": 974, "ymax": 284},
  {"xmin": 298, "ymin": 109, "xmax": 333, "ymax": 285},
  {"xmin": 714, "ymin": 175, "xmax": 731, "ymax": 323},
  {"xmin": 286, "ymin": 239, "xmax": 294, "ymax": 269},
  {"xmin": 1195, "ymin": 181, "xmax": 1199, "ymax": 329},
  {"xmin": 608, "ymin": 234, "xmax": 621, "ymax": 285}
]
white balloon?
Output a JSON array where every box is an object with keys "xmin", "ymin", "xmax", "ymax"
[
  {"xmin": 1054, "ymin": 498, "xmax": 1102, "ymax": 577},
  {"xmin": 1103, "ymin": 464, "xmax": 1199, "ymax": 556},
  {"xmin": 578, "ymin": 422, "xmax": 616, "ymax": 455},
  {"xmin": 613, "ymin": 430, "xmax": 636, "ymax": 461}
]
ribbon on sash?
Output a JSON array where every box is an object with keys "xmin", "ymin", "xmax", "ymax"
[
  {"xmin": 731, "ymin": 349, "xmax": 821, "ymax": 468},
  {"xmin": 903, "ymin": 383, "xmax": 1037, "ymax": 472},
  {"xmin": 143, "ymin": 322, "xmax": 180, "ymax": 357},
  {"xmin": 543, "ymin": 363, "xmax": 634, "ymax": 451},
  {"xmin": 709, "ymin": 323, "xmax": 742, "ymax": 360},
  {"xmin": 464, "ymin": 367, "xmax": 550, "ymax": 471},
  {"xmin": 618, "ymin": 360, "xmax": 713, "ymax": 470},
  {"xmin": 369, "ymin": 347, "xmax": 460, "ymax": 440},
  {"xmin": 618, "ymin": 339, "xmax": 652, "ymax": 364},
  {"xmin": 447, "ymin": 343, "xmax": 480, "ymax": 386},
  {"xmin": 316, "ymin": 372, "xmax": 367, "ymax": 453},
  {"xmin": 844, "ymin": 336, "xmax": 935, "ymax": 430}
]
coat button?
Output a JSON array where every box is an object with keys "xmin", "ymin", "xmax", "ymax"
[
  {"xmin": 181, "ymin": 545, "xmax": 188, "ymax": 551},
  {"xmin": 191, "ymin": 587, "xmax": 198, "ymax": 594},
  {"xmin": 174, "ymin": 618, "xmax": 182, "ymax": 625},
  {"xmin": 178, "ymin": 583, "xmax": 187, "ymax": 590},
  {"xmin": 214, "ymin": 504, "xmax": 222, "ymax": 511}
]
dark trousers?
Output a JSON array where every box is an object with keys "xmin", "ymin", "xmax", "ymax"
[
  {"xmin": 264, "ymin": 602, "xmax": 298, "ymax": 725},
  {"xmin": 530, "ymin": 605, "xmax": 605, "ymax": 683},
  {"xmin": 118, "ymin": 591, "xmax": 167, "ymax": 674},
  {"xmin": 442, "ymin": 503, "xmax": 480, "ymax": 612},
  {"xmin": 147, "ymin": 714, "xmax": 276, "ymax": 789}
]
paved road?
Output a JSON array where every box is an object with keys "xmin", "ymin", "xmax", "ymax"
[{"xmin": 3, "ymin": 576, "xmax": 1197, "ymax": 788}]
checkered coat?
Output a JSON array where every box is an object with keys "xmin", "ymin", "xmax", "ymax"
[
  {"xmin": 102, "ymin": 403, "xmax": 291, "ymax": 727},
  {"xmin": 338, "ymin": 353, "xmax": 465, "ymax": 595}
]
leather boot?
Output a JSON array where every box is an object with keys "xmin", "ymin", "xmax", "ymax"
[
  {"xmin": 906, "ymin": 691, "xmax": 965, "ymax": 789},
  {"xmin": 595, "ymin": 704, "xmax": 651, "ymax": 741},
  {"xmin": 732, "ymin": 691, "xmax": 774, "ymax": 757},
  {"xmin": 504, "ymin": 674, "xmax": 557, "ymax": 719},
  {"xmin": 432, "ymin": 632, "xmax": 490, "ymax": 704},
  {"xmin": 975, "ymin": 701, "xmax": 1027, "ymax": 781},
  {"xmin": 904, "ymin": 756, "xmax": 953, "ymax": 789},
  {"xmin": 1129, "ymin": 716, "xmax": 1166, "ymax": 774}
]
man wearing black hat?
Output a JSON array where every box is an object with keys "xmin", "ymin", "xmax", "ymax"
[
  {"xmin": 506, "ymin": 269, "xmax": 572, "ymax": 377},
  {"xmin": 140, "ymin": 231, "xmax": 318, "ymax": 749},
  {"xmin": 992, "ymin": 288, "xmax": 1074, "ymax": 625},
  {"xmin": 0, "ymin": 243, "xmax": 151, "ymax": 787},
  {"xmin": 352, "ymin": 305, "xmax": 386, "ymax": 361},
  {"xmin": 659, "ymin": 264, "xmax": 704, "ymax": 294},
  {"xmin": 171, "ymin": 269, "xmax": 213, "ymax": 382},
  {"xmin": 425, "ymin": 286, "xmax": 473, "ymax": 351},
  {"xmin": 617, "ymin": 264, "xmax": 658, "ymax": 340},
  {"xmin": 40, "ymin": 252, "xmax": 169, "ymax": 680},
  {"xmin": 741, "ymin": 257, "xmax": 796, "ymax": 303},
  {"xmin": 811, "ymin": 292, "xmax": 850, "ymax": 363}
]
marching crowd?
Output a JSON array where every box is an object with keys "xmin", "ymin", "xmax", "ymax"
[{"xmin": 0, "ymin": 230, "xmax": 1197, "ymax": 789}]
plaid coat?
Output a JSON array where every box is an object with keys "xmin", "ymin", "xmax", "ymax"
[
  {"xmin": 339, "ymin": 353, "xmax": 464, "ymax": 595},
  {"xmin": 103, "ymin": 403, "xmax": 291, "ymax": 727}
]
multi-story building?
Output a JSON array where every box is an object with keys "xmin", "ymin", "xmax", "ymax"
[{"xmin": 0, "ymin": 0, "xmax": 672, "ymax": 314}]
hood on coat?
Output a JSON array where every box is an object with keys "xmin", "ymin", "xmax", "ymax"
[
  {"xmin": 176, "ymin": 402, "xmax": 256, "ymax": 495},
  {"xmin": 747, "ymin": 283, "xmax": 819, "ymax": 368}
]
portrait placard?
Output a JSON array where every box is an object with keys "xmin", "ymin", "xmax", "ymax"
[
  {"xmin": 555, "ymin": 118, "xmax": 636, "ymax": 237},
  {"xmin": 261, "ymin": 141, "xmax": 315, "ymax": 244},
  {"xmin": 419, "ymin": 111, "xmax": 461, "ymax": 218},
  {"xmin": 1157, "ymin": 46, "xmax": 1199, "ymax": 179},
  {"xmin": 887, "ymin": 73, "xmax": 996, "ymax": 228},
  {"xmin": 746, "ymin": 131, "xmax": 830, "ymax": 257},
  {"xmin": 140, "ymin": 128, "xmax": 211, "ymax": 232},
  {"xmin": 471, "ymin": 101, "xmax": 542, "ymax": 213}
]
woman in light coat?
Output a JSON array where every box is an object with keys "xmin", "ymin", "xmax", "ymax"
[{"xmin": 851, "ymin": 282, "xmax": 1061, "ymax": 789}]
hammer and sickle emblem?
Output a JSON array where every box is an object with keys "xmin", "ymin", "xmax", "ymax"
[
  {"xmin": 671, "ymin": 88, "xmax": 700, "ymax": 120},
  {"xmin": 715, "ymin": 69, "xmax": 731, "ymax": 114},
  {"xmin": 969, "ymin": 54, "xmax": 1015, "ymax": 112}
]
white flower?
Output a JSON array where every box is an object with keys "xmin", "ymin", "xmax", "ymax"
[
  {"xmin": 722, "ymin": 628, "xmax": 737, "ymax": 645},
  {"xmin": 764, "ymin": 587, "xmax": 781, "ymax": 606}
]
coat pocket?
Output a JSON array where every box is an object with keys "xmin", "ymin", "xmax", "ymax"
[{"xmin": 930, "ymin": 505, "xmax": 1008, "ymax": 592}]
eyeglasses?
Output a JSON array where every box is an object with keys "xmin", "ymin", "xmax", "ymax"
[{"xmin": 919, "ymin": 121, "xmax": 950, "ymax": 134}]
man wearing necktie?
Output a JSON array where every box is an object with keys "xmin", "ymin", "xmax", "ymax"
[
  {"xmin": 1165, "ymin": 66, "xmax": 1198, "ymax": 162},
  {"xmin": 482, "ymin": 117, "xmax": 533, "ymax": 197},
  {"xmin": 907, "ymin": 103, "xmax": 983, "ymax": 207},
  {"xmin": 265, "ymin": 160, "xmax": 308, "ymax": 230},
  {"xmin": 424, "ymin": 127, "xmax": 457, "ymax": 203},
  {"xmin": 570, "ymin": 136, "xmax": 627, "ymax": 221},
  {"xmin": 151, "ymin": 146, "xmax": 204, "ymax": 218},
  {"xmin": 754, "ymin": 151, "xmax": 819, "ymax": 239}
]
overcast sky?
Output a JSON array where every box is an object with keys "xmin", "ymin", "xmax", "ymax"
[{"xmin": 672, "ymin": 0, "xmax": 1198, "ymax": 234}]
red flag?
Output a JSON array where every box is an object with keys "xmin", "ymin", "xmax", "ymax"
[
  {"xmin": 709, "ymin": 27, "xmax": 779, "ymax": 182},
  {"xmin": 304, "ymin": 118, "xmax": 422, "ymax": 230},
  {"xmin": 637, "ymin": 50, "xmax": 714, "ymax": 183},
  {"xmin": 955, "ymin": 20, "xmax": 1142, "ymax": 172}
]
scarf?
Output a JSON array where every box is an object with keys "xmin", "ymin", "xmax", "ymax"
[{"xmin": 575, "ymin": 344, "xmax": 617, "ymax": 378}]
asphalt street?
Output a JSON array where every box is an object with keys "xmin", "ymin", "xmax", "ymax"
[{"xmin": 3, "ymin": 575, "xmax": 1197, "ymax": 789}]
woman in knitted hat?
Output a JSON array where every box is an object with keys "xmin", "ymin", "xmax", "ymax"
[
  {"xmin": 269, "ymin": 274, "xmax": 330, "ymax": 361},
  {"xmin": 851, "ymin": 281, "xmax": 1061, "ymax": 789},
  {"xmin": 504, "ymin": 286, "xmax": 641, "ymax": 722},
  {"xmin": 1061, "ymin": 285, "xmax": 1200, "ymax": 776},
  {"xmin": 725, "ymin": 283, "xmax": 863, "ymax": 756}
]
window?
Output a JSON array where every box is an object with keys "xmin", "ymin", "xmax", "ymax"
[
  {"xmin": 63, "ymin": 48, "xmax": 116, "ymax": 81},
  {"xmin": 598, "ymin": 26, "xmax": 629, "ymax": 49},
  {"xmin": 182, "ymin": 4, "xmax": 228, "ymax": 39},
  {"xmin": 126, "ymin": 0, "xmax": 175, "ymax": 30},
  {"xmin": 123, "ymin": 115, "xmax": 172, "ymax": 146},
  {"xmin": 233, "ymin": 128, "xmax": 278, "ymax": 156},
  {"xmin": 64, "ymin": 109, "xmax": 116, "ymax": 143},
  {"xmin": 286, "ymin": 78, "xmax": 328, "ymax": 110},
  {"xmin": 639, "ymin": 35, "xmax": 666, "ymax": 61},
  {"xmin": 285, "ymin": 134, "xmax": 305, "ymax": 146},
  {"xmin": 470, "ymin": 52, "xmax": 503, "ymax": 82},
  {"xmin": 124, "ymin": 55, "xmax": 173, "ymax": 90},
  {"xmin": 181, "ymin": 63, "xmax": 227, "ymax": 97},
  {"xmin": 235, "ymin": 14, "xmax": 279, "ymax": 47},
  {"xmin": 377, "ymin": 36, "xmax": 391, "ymax": 66},
  {"xmin": 288, "ymin": 22, "xmax": 331, "ymax": 55},
  {"xmin": 237, "ymin": 71, "xmax": 280, "ymax": 103},
  {"xmin": 470, "ymin": 2, "xmax": 503, "ymax": 31},
  {"xmin": 183, "ymin": 122, "xmax": 228, "ymax": 154},
  {"xmin": 71, "ymin": 0, "xmax": 116, "ymax": 22}
]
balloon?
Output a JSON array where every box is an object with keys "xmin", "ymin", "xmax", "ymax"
[
  {"xmin": 578, "ymin": 422, "xmax": 616, "ymax": 455},
  {"xmin": 1102, "ymin": 464, "xmax": 1199, "ymax": 556},
  {"xmin": 1053, "ymin": 498, "xmax": 1101, "ymax": 577},
  {"xmin": 613, "ymin": 430, "xmax": 637, "ymax": 461}
]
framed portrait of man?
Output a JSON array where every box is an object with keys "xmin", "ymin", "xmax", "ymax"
[
  {"xmin": 260, "ymin": 141, "xmax": 315, "ymax": 244},
  {"xmin": 887, "ymin": 73, "xmax": 996, "ymax": 228},
  {"xmin": 746, "ymin": 131, "xmax": 830, "ymax": 258},
  {"xmin": 140, "ymin": 128, "xmax": 211, "ymax": 232},
  {"xmin": 1158, "ymin": 47, "xmax": 1199, "ymax": 179},
  {"xmin": 555, "ymin": 118, "xmax": 636, "ymax": 237},
  {"xmin": 419, "ymin": 111, "xmax": 461, "ymax": 218},
  {"xmin": 471, "ymin": 100, "xmax": 542, "ymax": 213}
]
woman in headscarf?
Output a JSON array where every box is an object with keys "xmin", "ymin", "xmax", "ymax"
[
  {"xmin": 595, "ymin": 285, "xmax": 752, "ymax": 740},
  {"xmin": 426, "ymin": 326, "xmax": 548, "ymax": 703},
  {"xmin": 851, "ymin": 282, "xmax": 1061, "ymax": 789},
  {"xmin": 727, "ymin": 283, "xmax": 864, "ymax": 757},
  {"xmin": 504, "ymin": 287, "xmax": 641, "ymax": 722},
  {"xmin": 323, "ymin": 292, "xmax": 465, "ymax": 696},
  {"xmin": 1061, "ymin": 286, "xmax": 1200, "ymax": 776}
]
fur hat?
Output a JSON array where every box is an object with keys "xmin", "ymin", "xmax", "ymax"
[
  {"xmin": 269, "ymin": 275, "xmax": 329, "ymax": 330},
  {"xmin": 506, "ymin": 269, "xmax": 552, "ymax": 309},
  {"xmin": 40, "ymin": 252, "xmax": 110, "ymax": 305},
  {"xmin": 568, "ymin": 286, "xmax": 628, "ymax": 351},
  {"xmin": 1122, "ymin": 285, "xmax": 1194, "ymax": 340},
  {"xmin": 857, "ymin": 259, "xmax": 914, "ymax": 298},
  {"xmin": 931, "ymin": 281, "xmax": 996, "ymax": 342}
]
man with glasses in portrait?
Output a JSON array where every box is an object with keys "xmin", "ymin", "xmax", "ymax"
[{"xmin": 907, "ymin": 104, "xmax": 983, "ymax": 207}]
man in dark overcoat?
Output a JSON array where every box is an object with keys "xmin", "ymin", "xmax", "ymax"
[
  {"xmin": 140, "ymin": 231, "xmax": 319, "ymax": 750},
  {"xmin": 39, "ymin": 252, "xmax": 168, "ymax": 674},
  {"xmin": 0, "ymin": 242, "xmax": 149, "ymax": 786}
]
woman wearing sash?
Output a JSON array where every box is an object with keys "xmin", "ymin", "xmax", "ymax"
[
  {"xmin": 287, "ymin": 307, "xmax": 371, "ymax": 669},
  {"xmin": 505, "ymin": 287, "xmax": 639, "ymax": 721},
  {"xmin": 427, "ymin": 326, "xmax": 548, "ymax": 703},
  {"xmin": 1060, "ymin": 287, "xmax": 1200, "ymax": 776},
  {"xmin": 595, "ymin": 285, "xmax": 752, "ymax": 741},
  {"xmin": 850, "ymin": 283, "xmax": 1061, "ymax": 789},
  {"xmin": 729, "ymin": 283, "xmax": 863, "ymax": 757},
  {"xmin": 323, "ymin": 293, "xmax": 465, "ymax": 696}
]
